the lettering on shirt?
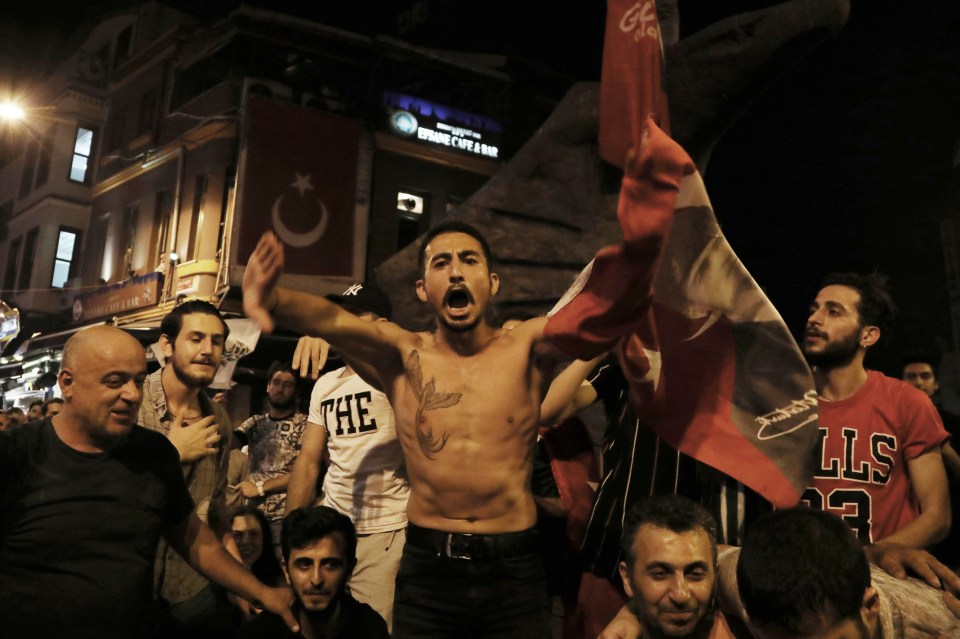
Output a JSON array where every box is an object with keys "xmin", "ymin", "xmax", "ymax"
[{"xmin": 320, "ymin": 391, "xmax": 379, "ymax": 437}]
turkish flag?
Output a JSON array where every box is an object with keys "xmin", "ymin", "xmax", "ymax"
[
  {"xmin": 236, "ymin": 95, "xmax": 361, "ymax": 276},
  {"xmin": 599, "ymin": 0, "xmax": 671, "ymax": 169},
  {"xmin": 546, "ymin": 120, "xmax": 818, "ymax": 508}
]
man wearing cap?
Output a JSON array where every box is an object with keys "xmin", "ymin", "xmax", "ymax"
[{"xmin": 286, "ymin": 281, "xmax": 409, "ymax": 632}]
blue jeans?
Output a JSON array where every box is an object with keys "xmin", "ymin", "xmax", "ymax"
[{"xmin": 393, "ymin": 528, "xmax": 550, "ymax": 639}]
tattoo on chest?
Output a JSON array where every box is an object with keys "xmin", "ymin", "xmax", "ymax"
[{"xmin": 406, "ymin": 350, "xmax": 461, "ymax": 459}]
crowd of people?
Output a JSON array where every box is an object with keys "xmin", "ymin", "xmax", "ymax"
[{"xmin": 2, "ymin": 219, "xmax": 960, "ymax": 639}]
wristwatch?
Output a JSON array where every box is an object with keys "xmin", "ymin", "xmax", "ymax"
[{"xmin": 255, "ymin": 480, "xmax": 265, "ymax": 497}]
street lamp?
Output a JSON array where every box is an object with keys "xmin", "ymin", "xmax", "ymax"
[{"xmin": 0, "ymin": 101, "xmax": 26, "ymax": 122}]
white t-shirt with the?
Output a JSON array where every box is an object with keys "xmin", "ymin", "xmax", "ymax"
[{"xmin": 309, "ymin": 368, "xmax": 409, "ymax": 533}]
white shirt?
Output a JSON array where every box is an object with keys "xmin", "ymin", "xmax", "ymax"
[{"xmin": 309, "ymin": 368, "xmax": 409, "ymax": 533}]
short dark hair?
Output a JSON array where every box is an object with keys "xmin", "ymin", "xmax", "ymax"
[
  {"xmin": 160, "ymin": 299, "xmax": 230, "ymax": 342},
  {"xmin": 737, "ymin": 507, "xmax": 870, "ymax": 635},
  {"xmin": 900, "ymin": 351, "xmax": 939, "ymax": 377},
  {"xmin": 7, "ymin": 407, "xmax": 24, "ymax": 417},
  {"xmin": 230, "ymin": 505, "xmax": 284, "ymax": 586},
  {"xmin": 281, "ymin": 506, "xmax": 357, "ymax": 566},
  {"xmin": 417, "ymin": 221, "xmax": 494, "ymax": 276},
  {"xmin": 620, "ymin": 495, "xmax": 718, "ymax": 567},
  {"xmin": 267, "ymin": 361, "xmax": 296, "ymax": 383},
  {"xmin": 29, "ymin": 400, "xmax": 43, "ymax": 410},
  {"xmin": 820, "ymin": 272, "xmax": 897, "ymax": 339},
  {"xmin": 41, "ymin": 398, "xmax": 63, "ymax": 416}
]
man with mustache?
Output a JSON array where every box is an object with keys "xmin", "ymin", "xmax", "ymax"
[
  {"xmin": 139, "ymin": 299, "xmax": 237, "ymax": 637},
  {"xmin": 614, "ymin": 495, "xmax": 737, "ymax": 639},
  {"xmin": 801, "ymin": 273, "xmax": 950, "ymax": 558},
  {"xmin": 238, "ymin": 506, "xmax": 389, "ymax": 639},
  {"xmin": 243, "ymin": 222, "xmax": 567, "ymax": 638}
]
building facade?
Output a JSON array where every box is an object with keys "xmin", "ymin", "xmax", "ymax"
[{"xmin": 0, "ymin": 2, "xmax": 559, "ymax": 413}]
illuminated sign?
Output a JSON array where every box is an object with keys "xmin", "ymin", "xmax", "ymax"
[
  {"xmin": 72, "ymin": 272, "xmax": 162, "ymax": 323},
  {"xmin": 384, "ymin": 92, "xmax": 502, "ymax": 160}
]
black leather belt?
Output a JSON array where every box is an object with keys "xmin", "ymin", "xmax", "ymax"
[{"xmin": 406, "ymin": 524, "xmax": 539, "ymax": 560}]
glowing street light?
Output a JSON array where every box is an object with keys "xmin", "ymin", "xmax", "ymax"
[{"xmin": 0, "ymin": 101, "xmax": 26, "ymax": 122}]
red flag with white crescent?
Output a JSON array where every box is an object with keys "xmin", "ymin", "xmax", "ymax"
[
  {"xmin": 236, "ymin": 95, "xmax": 361, "ymax": 277},
  {"xmin": 546, "ymin": 120, "xmax": 818, "ymax": 508}
]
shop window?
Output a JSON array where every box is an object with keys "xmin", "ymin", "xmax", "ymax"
[
  {"xmin": 51, "ymin": 228, "xmax": 81, "ymax": 288},
  {"xmin": 69, "ymin": 126, "xmax": 97, "ymax": 183}
]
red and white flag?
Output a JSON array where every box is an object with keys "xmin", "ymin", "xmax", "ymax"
[
  {"xmin": 599, "ymin": 0, "xmax": 671, "ymax": 168},
  {"xmin": 547, "ymin": 120, "xmax": 818, "ymax": 508},
  {"xmin": 233, "ymin": 95, "xmax": 364, "ymax": 279},
  {"xmin": 546, "ymin": 0, "xmax": 819, "ymax": 507}
]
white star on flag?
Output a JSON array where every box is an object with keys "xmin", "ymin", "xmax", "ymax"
[{"xmin": 291, "ymin": 173, "xmax": 314, "ymax": 196}]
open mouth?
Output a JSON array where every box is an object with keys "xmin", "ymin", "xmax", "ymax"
[{"xmin": 444, "ymin": 288, "xmax": 472, "ymax": 310}]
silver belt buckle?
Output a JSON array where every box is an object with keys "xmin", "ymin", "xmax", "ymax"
[{"xmin": 445, "ymin": 533, "xmax": 475, "ymax": 560}]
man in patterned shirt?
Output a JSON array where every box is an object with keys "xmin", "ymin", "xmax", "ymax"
[
  {"xmin": 235, "ymin": 361, "xmax": 308, "ymax": 547},
  {"xmin": 139, "ymin": 299, "xmax": 235, "ymax": 637}
]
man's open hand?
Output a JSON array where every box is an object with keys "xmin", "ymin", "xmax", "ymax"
[
  {"xmin": 243, "ymin": 232, "xmax": 284, "ymax": 333},
  {"xmin": 293, "ymin": 336, "xmax": 329, "ymax": 380},
  {"xmin": 866, "ymin": 542, "xmax": 960, "ymax": 596}
]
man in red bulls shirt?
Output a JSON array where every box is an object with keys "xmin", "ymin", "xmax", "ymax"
[{"xmin": 801, "ymin": 272, "xmax": 950, "ymax": 560}]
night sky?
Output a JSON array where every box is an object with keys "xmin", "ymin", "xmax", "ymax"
[{"xmin": 4, "ymin": 0, "xmax": 960, "ymax": 373}]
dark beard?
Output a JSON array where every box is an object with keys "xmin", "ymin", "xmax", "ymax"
[
  {"xmin": 438, "ymin": 313, "xmax": 483, "ymax": 333},
  {"xmin": 804, "ymin": 330, "xmax": 860, "ymax": 371},
  {"xmin": 171, "ymin": 361, "xmax": 216, "ymax": 389},
  {"xmin": 268, "ymin": 396, "xmax": 296, "ymax": 412}
]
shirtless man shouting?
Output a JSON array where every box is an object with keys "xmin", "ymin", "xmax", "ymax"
[{"xmin": 243, "ymin": 222, "xmax": 563, "ymax": 638}]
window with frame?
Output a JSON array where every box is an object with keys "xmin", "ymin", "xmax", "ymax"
[
  {"xmin": 121, "ymin": 203, "xmax": 139, "ymax": 278},
  {"xmin": 153, "ymin": 190, "xmax": 173, "ymax": 266},
  {"xmin": 115, "ymin": 25, "xmax": 133, "ymax": 66},
  {"xmin": 107, "ymin": 108, "xmax": 127, "ymax": 152},
  {"xmin": 18, "ymin": 228, "xmax": 38, "ymax": 290},
  {"xmin": 396, "ymin": 190, "xmax": 426, "ymax": 251},
  {"xmin": 19, "ymin": 140, "xmax": 38, "ymax": 199},
  {"xmin": 51, "ymin": 227, "xmax": 81, "ymax": 288},
  {"xmin": 137, "ymin": 90, "xmax": 156, "ymax": 135},
  {"xmin": 187, "ymin": 174, "xmax": 208, "ymax": 260},
  {"xmin": 69, "ymin": 126, "xmax": 97, "ymax": 183},
  {"xmin": 0, "ymin": 200, "xmax": 11, "ymax": 243},
  {"xmin": 34, "ymin": 124, "xmax": 57, "ymax": 188},
  {"xmin": 3, "ymin": 236, "xmax": 21, "ymax": 292}
]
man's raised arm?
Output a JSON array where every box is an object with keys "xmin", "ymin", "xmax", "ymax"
[{"xmin": 243, "ymin": 232, "xmax": 404, "ymax": 371}]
